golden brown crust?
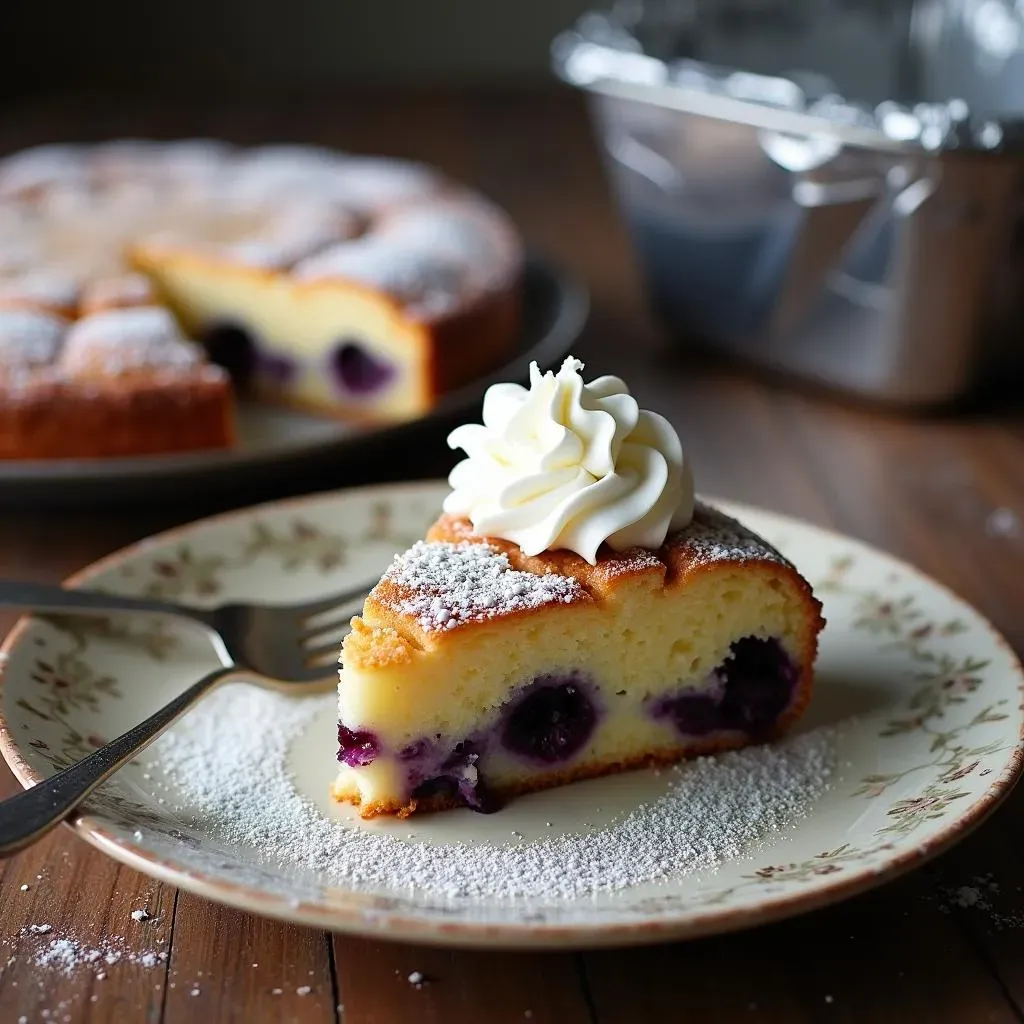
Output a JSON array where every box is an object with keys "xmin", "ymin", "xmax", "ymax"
[
  {"xmin": 355, "ymin": 504, "xmax": 825, "ymax": 653},
  {"xmin": 0, "ymin": 370, "xmax": 235, "ymax": 459},
  {"xmin": 423, "ymin": 280, "xmax": 520, "ymax": 399}
]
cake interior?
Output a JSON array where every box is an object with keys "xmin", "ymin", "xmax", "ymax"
[
  {"xmin": 135, "ymin": 259, "xmax": 428, "ymax": 419},
  {"xmin": 333, "ymin": 561, "xmax": 813, "ymax": 815}
]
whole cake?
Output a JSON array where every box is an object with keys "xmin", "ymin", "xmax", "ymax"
[
  {"xmin": 333, "ymin": 357, "xmax": 825, "ymax": 817},
  {"xmin": 0, "ymin": 140, "xmax": 522, "ymax": 458}
]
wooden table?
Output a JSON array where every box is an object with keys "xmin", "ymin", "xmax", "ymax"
[{"xmin": 2, "ymin": 87, "xmax": 1024, "ymax": 1024}]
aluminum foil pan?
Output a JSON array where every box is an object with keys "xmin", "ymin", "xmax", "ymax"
[
  {"xmin": 552, "ymin": 2, "xmax": 1024, "ymax": 406},
  {"xmin": 554, "ymin": 2, "xmax": 1024, "ymax": 154}
]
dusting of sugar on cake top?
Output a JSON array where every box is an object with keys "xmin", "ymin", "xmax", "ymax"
[
  {"xmin": 61, "ymin": 306, "xmax": 200, "ymax": 376},
  {"xmin": 0, "ymin": 268, "xmax": 81, "ymax": 312},
  {"xmin": 293, "ymin": 238, "xmax": 463, "ymax": 312},
  {"xmin": 0, "ymin": 144, "xmax": 83, "ymax": 198},
  {"xmin": 0, "ymin": 139, "xmax": 518, "ymax": 332},
  {"xmin": 382, "ymin": 204, "xmax": 495, "ymax": 263},
  {"xmin": 677, "ymin": 502, "xmax": 790, "ymax": 570},
  {"xmin": 79, "ymin": 273, "xmax": 155, "ymax": 313},
  {"xmin": 329, "ymin": 156, "xmax": 440, "ymax": 210},
  {"xmin": 379, "ymin": 540, "xmax": 586, "ymax": 632},
  {"xmin": 0, "ymin": 309, "xmax": 66, "ymax": 368},
  {"xmin": 293, "ymin": 200, "xmax": 508, "ymax": 315},
  {"xmin": 218, "ymin": 205, "xmax": 357, "ymax": 269}
]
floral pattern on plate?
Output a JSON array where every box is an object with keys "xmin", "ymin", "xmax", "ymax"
[{"xmin": 0, "ymin": 482, "xmax": 1021, "ymax": 948}]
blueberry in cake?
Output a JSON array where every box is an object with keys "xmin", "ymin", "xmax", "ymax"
[
  {"xmin": 332, "ymin": 357, "xmax": 825, "ymax": 817},
  {"xmin": 0, "ymin": 140, "xmax": 522, "ymax": 458}
]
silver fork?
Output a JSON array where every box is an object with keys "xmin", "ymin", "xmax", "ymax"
[{"xmin": 0, "ymin": 580, "xmax": 372, "ymax": 855}]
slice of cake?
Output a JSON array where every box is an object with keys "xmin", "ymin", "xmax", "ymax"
[{"xmin": 332, "ymin": 357, "xmax": 824, "ymax": 817}]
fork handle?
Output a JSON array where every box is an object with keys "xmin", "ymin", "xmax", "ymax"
[
  {"xmin": 0, "ymin": 665, "xmax": 239, "ymax": 857},
  {"xmin": 0, "ymin": 580, "xmax": 213, "ymax": 629}
]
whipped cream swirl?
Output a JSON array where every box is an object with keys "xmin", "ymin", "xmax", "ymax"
[{"xmin": 444, "ymin": 356, "xmax": 694, "ymax": 564}]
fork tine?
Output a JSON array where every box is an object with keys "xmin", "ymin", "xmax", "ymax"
[
  {"xmin": 304, "ymin": 640, "xmax": 345, "ymax": 667},
  {"xmin": 292, "ymin": 585, "xmax": 371, "ymax": 624},
  {"xmin": 300, "ymin": 613, "xmax": 356, "ymax": 643}
]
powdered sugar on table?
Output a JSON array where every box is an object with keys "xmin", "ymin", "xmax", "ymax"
[{"xmin": 148, "ymin": 685, "xmax": 836, "ymax": 901}]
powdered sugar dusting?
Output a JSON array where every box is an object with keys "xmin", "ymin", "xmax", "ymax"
[
  {"xmin": 0, "ymin": 267, "xmax": 80, "ymax": 311},
  {"xmin": 293, "ymin": 237, "xmax": 462, "ymax": 311},
  {"xmin": 678, "ymin": 502, "xmax": 790, "ymax": 569},
  {"xmin": 380, "ymin": 540, "xmax": 585, "ymax": 632},
  {"xmin": 20, "ymin": 930, "xmax": 167, "ymax": 976},
  {"xmin": 61, "ymin": 306, "xmax": 200, "ymax": 374},
  {"xmin": 292, "ymin": 199, "xmax": 508, "ymax": 316},
  {"xmin": 150, "ymin": 686, "xmax": 836, "ymax": 901},
  {"xmin": 0, "ymin": 138, "xmax": 516, "ymax": 336},
  {"xmin": 0, "ymin": 309, "xmax": 66, "ymax": 368},
  {"xmin": 0, "ymin": 144, "xmax": 82, "ymax": 198},
  {"xmin": 80, "ymin": 272, "xmax": 155, "ymax": 312}
]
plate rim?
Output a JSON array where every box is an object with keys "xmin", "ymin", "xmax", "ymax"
[{"xmin": 1, "ymin": 479, "xmax": 1022, "ymax": 950}]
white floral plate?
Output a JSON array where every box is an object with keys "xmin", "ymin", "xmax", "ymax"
[{"xmin": 1, "ymin": 482, "xmax": 1022, "ymax": 949}]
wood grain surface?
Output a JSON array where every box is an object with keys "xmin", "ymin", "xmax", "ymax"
[{"xmin": 1, "ymin": 88, "xmax": 1023, "ymax": 1023}]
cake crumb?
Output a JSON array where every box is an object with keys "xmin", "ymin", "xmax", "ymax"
[
  {"xmin": 19, "ymin": 884, "xmax": 29, "ymax": 892},
  {"xmin": 297, "ymin": 985, "xmax": 312, "ymax": 996},
  {"xmin": 408, "ymin": 970, "xmax": 426, "ymax": 987},
  {"xmin": 130, "ymin": 909, "xmax": 150, "ymax": 922},
  {"xmin": 29, "ymin": 924, "xmax": 51, "ymax": 934},
  {"xmin": 955, "ymin": 886, "xmax": 981, "ymax": 907},
  {"xmin": 825, "ymin": 994, "xmax": 834, "ymax": 1004},
  {"xmin": 271, "ymin": 988, "xmax": 283, "ymax": 995}
]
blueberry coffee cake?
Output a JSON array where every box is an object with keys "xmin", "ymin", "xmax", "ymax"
[
  {"xmin": 0, "ymin": 140, "xmax": 522, "ymax": 458},
  {"xmin": 332, "ymin": 357, "xmax": 824, "ymax": 817}
]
